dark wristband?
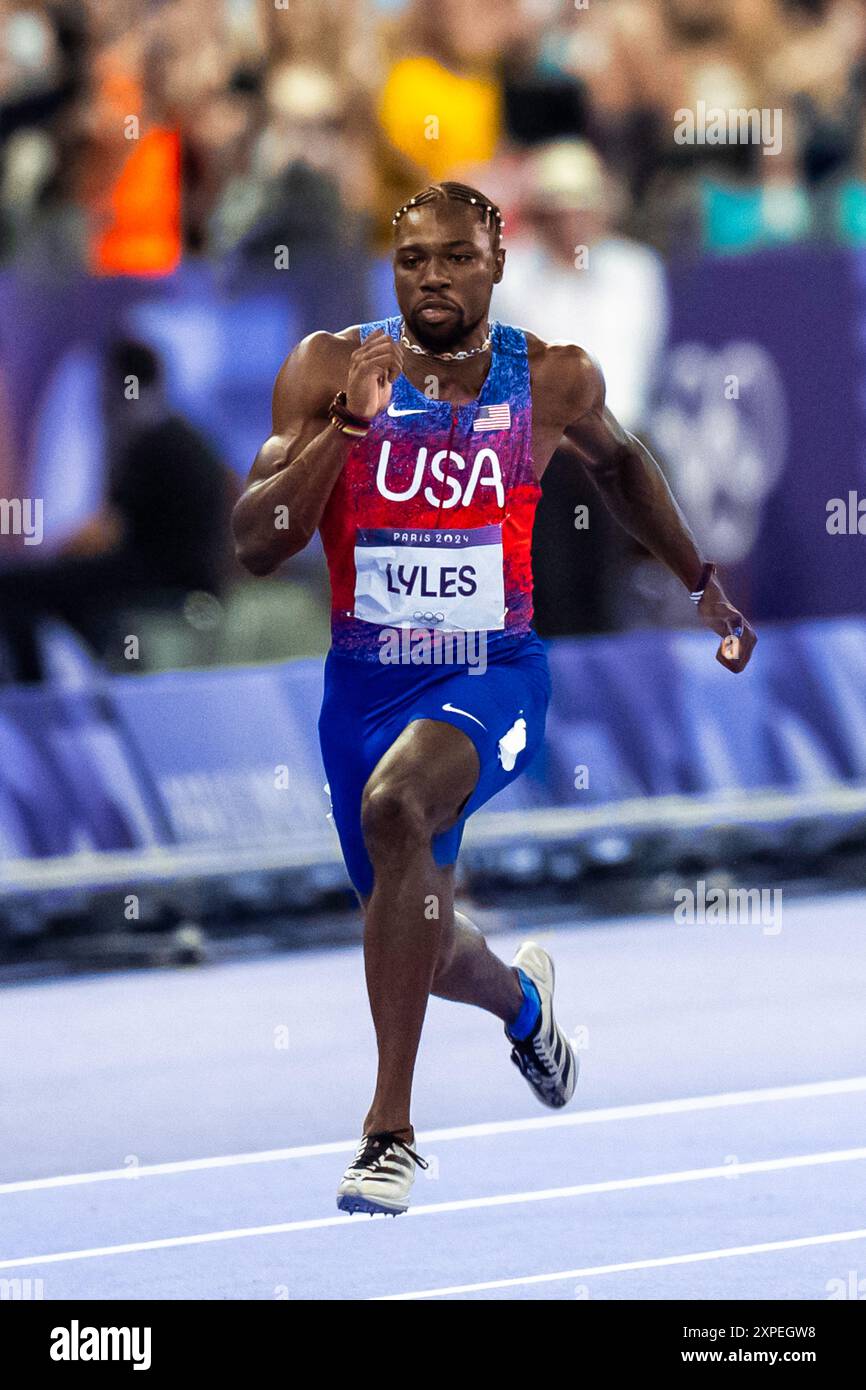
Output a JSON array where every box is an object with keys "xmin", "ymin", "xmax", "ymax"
[
  {"xmin": 329, "ymin": 391, "xmax": 373, "ymax": 429},
  {"xmin": 689, "ymin": 562, "xmax": 716, "ymax": 604}
]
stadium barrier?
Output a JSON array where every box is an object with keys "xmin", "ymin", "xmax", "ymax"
[{"xmin": 0, "ymin": 617, "xmax": 865, "ymax": 936}]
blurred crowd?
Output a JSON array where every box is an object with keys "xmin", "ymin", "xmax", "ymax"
[
  {"xmin": 1, "ymin": 0, "xmax": 865, "ymax": 672},
  {"xmin": 1, "ymin": 0, "xmax": 866, "ymax": 271}
]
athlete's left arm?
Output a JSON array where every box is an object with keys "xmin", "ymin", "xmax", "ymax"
[{"xmin": 560, "ymin": 347, "xmax": 756, "ymax": 672}]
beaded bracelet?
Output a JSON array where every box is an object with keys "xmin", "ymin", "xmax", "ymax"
[{"xmin": 329, "ymin": 391, "xmax": 372, "ymax": 438}]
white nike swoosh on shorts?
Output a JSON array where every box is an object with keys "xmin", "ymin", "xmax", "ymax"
[
  {"xmin": 387, "ymin": 405, "xmax": 428, "ymax": 416},
  {"xmin": 441, "ymin": 703, "xmax": 486, "ymax": 730}
]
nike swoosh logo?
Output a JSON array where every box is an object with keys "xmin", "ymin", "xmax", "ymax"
[
  {"xmin": 442, "ymin": 703, "xmax": 487, "ymax": 730},
  {"xmin": 387, "ymin": 405, "xmax": 428, "ymax": 417}
]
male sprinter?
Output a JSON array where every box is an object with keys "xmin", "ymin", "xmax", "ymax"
[{"xmin": 233, "ymin": 182, "xmax": 756, "ymax": 1216}]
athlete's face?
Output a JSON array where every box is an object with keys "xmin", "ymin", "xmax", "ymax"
[{"xmin": 393, "ymin": 203, "xmax": 505, "ymax": 352}]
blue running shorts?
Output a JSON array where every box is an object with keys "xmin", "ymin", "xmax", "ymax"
[{"xmin": 318, "ymin": 631, "xmax": 551, "ymax": 897}]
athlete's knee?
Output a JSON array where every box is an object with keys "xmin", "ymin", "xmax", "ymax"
[{"xmin": 361, "ymin": 776, "xmax": 430, "ymax": 861}]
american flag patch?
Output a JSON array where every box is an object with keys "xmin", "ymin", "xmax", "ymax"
[{"xmin": 473, "ymin": 403, "xmax": 511, "ymax": 432}]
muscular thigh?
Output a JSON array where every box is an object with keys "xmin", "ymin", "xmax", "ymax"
[
  {"xmin": 318, "ymin": 635, "xmax": 550, "ymax": 899},
  {"xmin": 364, "ymin": 718, "xmax": 480, "ymax": 836}
]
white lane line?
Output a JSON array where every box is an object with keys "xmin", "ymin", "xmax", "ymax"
[
  {"xmin": 2, "ymin": 1145, "xmax": 865, "ymax": 1271},
  {"xmin": 376, "ymin": 1228, "xmax": 866, "ymax": 1300},
  {"xmin": 3, "ymin": 1074, "xmax": 865, "ymax": 1197}
]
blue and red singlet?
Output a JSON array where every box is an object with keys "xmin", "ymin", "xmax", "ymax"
[
  {"xmin": 320, "ymin": 316, "xmax": 540, "ymax": 659},
  {"xmin": 316, "ymin": 316, "xmax": 552, "ymax": 896}
]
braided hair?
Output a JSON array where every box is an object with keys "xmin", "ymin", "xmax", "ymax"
[{"xmin": 391, "ymin": 182, "xmax": 505, "ymax": 248}]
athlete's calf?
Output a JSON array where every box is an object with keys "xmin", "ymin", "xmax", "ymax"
[{"xmin": 358, "ymin": 718, "xmax": 523, "ymax": 1138}]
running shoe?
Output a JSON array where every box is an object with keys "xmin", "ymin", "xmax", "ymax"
[
  {"xmin": 506, "ymin": 942, "xmax": 578, "ymax": 1109},
  {"xmin": 336, "ymin": 1131, "xmax": 428, "ymax": 1215}
]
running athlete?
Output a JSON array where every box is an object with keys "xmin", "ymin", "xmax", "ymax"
[{"xmin": 233, "ymin": 182, "xmax": 756, "ymax": 1217}]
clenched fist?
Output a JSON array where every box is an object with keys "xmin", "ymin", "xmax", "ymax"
[
  {"xmin": 345, "ymin": 329, "xmax": 404, "ymax": 420},
  {"xmin": 697, "ymin": 572, "xmax": 757, "ymax": 673}
]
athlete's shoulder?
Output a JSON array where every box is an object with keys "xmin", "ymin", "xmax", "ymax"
[
  {"xmin": 519, "ymin": 330, "xmax": 605, "ymax": 419},
  {"xmin": 269, "ymin": 328, "xmax": 362, "ymax": 429},
  {"xmin": 285, "ymin": 324, "xmax": 384, "ymax": 372},
  {"xmin": 333, "ymin": 325, "xmax": 365, "ymax": 346},
  {"xmin": 521, "ymin": 328, "xmax": 598, "ymax": 379},
  {"xmin": 272, "ymin": 327, "xmax": 359, "ymax": 399},
  {"xmin": 290, "ymin": 326, "xmax": 359, "ymax": 366}
]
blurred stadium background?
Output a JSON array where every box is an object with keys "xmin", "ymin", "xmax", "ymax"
[{"xmin": 1, "ymin": 0, "xmax": 866, "ymax": 965}]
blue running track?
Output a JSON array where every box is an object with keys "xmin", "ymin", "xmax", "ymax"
[{"xmin": 1, "ymin": 890, "xmax": 865, "ymax": 1300}]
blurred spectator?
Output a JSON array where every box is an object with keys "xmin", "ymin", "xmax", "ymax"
[
  {"xmin": 767, "ymin": 0, "xmax": 866, "ymax": 241},
  {"xmin": 0, "ymin": 0, "xmax": 89, "ymax": 266},
  {"xmin": 377, "ymin": 0, "xmax": 523, "ymax": 182},
  {"xmin": 0, "ymin": 0, "xmax": 863, "ymax": 662},
  {"xmin": 2, "ymin": 0, "xmax": 865, "ymax": 265},
  {"xmin": 493, "ymin": 138, "xmax": 668, "ymax": 636},
  {"xmin": 220, "ymin": 59, "xmax": 370, "ymax": 267},
  {"xmin": 768, "ymin": 0, "xmax": 866, "ymax": 184},
  {"xmin": 501, "ymin": 0, "xmax": 590, "ymax": 148},
  {"xmin": 494, "ymin": 139, "xmax": 667, "ymax": 429},
  {"xmin": 501, "ymin": 0, "xmax": 865, "ymax": 254},
  {"xmin": 0, "ymin": 339, "xmax": 236, "ymax": 680}
]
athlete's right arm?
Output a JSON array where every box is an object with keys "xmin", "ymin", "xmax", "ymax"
[{"xmin": 232, "ymin": 329, "xmax": 401, "ymax": 575}]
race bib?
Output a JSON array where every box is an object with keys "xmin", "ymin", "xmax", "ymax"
[{"xmin": 353, "ymin": 525, "xmax": 505, "ymax": 631}]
